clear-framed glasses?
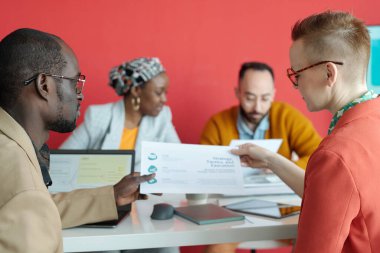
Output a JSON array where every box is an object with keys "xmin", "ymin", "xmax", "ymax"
[
  {"xmin": 287, "ymin": 61, "xmax": 343, "ymax": 88},
  {"xmin": 24, "ymin": 73, "xmax": 86, "ymax": 95}
]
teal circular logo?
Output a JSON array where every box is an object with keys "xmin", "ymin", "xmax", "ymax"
[
  {"xmin": 148, "ymin": 178, "xmax": 157, "ymax": 184},
  {"xmin": 148, "ymin": 153, "xmax": 157, "ymax": 160},
  {"xmin": 148, "ymin": 165, "xmax": 158, "ymax": 173}
]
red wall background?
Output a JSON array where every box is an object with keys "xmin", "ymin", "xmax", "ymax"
[{"xmin": 1, "ymin": 0, "xmax": 379, "ymax": 148}]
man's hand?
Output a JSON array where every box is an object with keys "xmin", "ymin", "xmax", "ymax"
[{"xmin": 113, "ymin": 172, "xmax": 155, "ymax": 207}]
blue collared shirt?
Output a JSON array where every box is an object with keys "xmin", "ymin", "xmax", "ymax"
[{"xmin": 237, "ymin": 110, "xmax": 269, "ymax": 140}]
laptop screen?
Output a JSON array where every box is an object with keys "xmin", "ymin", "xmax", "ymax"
[
  {"xmin": 48, "ymin": 150, "xmax": 135, "ymax": 227},
  {"xmin": 48, "ymin": 150, "xmax": 135, "ymax": 193}
]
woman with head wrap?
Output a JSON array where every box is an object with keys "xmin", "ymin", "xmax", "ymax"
[
  {"xmin": 61, "ymin": 57, "xmax": 180, "ymax": 172},
  {"xmin": 61, "ymin": 58, "xmax": 180, "ymax": 253}
]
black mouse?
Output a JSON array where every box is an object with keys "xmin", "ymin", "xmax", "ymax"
[{"xmin": 150, "ymin": 203, "xmax": 174, "ymax": 220}]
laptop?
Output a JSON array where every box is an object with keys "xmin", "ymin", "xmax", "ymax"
[{"xmin": 49, "ymin": 149, "xmax": 135, "ymax": 227}]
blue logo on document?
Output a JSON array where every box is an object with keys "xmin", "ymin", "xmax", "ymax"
[
  {"xmin": 148, "ymin": 178, "xmax": 157, "ymax": 184},
  {"xmin": 148, "ymin": 165, "xmax": 158, "ymax": 173},
  {"xmin": 148, "ymin": 153, "xmax": 157, "ymax": 160}
]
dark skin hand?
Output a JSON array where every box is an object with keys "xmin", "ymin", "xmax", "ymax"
[{"xmin": 113, "ymin": 172, "xmax": 155, "ymax": 206}]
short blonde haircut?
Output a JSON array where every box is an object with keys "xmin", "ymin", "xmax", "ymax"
[{"xmin": 291, "ymin": 11, "xmax": 370, "ymax": 80}]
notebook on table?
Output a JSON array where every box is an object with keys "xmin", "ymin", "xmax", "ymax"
[
  {"xmin": 175, "ymin": 203, "xmax": 245, "ymax": 225},
  {"xmin": 49, "ymin": 149, "xmax": 135, "ymax": 227}
]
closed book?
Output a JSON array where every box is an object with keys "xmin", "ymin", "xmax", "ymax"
[{"xmin": 175, "ymin": 203, "xmax": 244, "ymax": 225}]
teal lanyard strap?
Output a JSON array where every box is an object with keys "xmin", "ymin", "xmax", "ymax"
[{"xmin": 328, "ymin": 90, "xmax": 378, "ymax": 135}]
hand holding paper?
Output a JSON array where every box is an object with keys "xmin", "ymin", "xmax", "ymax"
[
  {"xmin": 140, "ymin": 142, "xmax": 245, "ymax": 194},
  {"xmin": 227, "ymin": 139, "xmax": 294, "ymax": 195},
  {"xmin": 231, "ymin": 143, "xmax": 275, "ymax": 168},
  {"xmin": 113, "ymin": 172, "xmax": 155, "ymax": 206},
  {"xmin": 229, "ymin": 139, "xmax": 282, "ymax": 174}
]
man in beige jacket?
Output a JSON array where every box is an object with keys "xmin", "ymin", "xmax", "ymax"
[{"xmin": 0, "ymin": 28, "xmax": 154, "ymax": 253}]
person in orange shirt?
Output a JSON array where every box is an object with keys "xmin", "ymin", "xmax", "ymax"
[
  {"xmin": 200, "ymin": 62, "xmax": 321, "ymax": 253},
  {"xmin": 233, "ymin": 11, "xmax": 380, "ymax": 253},
  {"xmin": 200, "ymin": 62, "xmax": 321, "ymax": 169}
]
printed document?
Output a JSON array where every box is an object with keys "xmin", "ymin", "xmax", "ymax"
[{"xmin": 140, "ymin": 142, "xmax": 245, "ymax": 194}]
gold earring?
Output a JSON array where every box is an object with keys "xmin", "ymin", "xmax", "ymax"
[{"xmin": 132, "ymin": 96, "xmax": 141, "ymax": 111}]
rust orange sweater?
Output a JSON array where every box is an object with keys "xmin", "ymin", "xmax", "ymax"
[{"xmin": 200, "ymin": 102, "xmax": 321, "ymax": 169}]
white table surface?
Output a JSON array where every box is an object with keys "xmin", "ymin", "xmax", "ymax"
[{"xmin": 63, "ymin": 194, "xmax": 301, "ymax": 252}]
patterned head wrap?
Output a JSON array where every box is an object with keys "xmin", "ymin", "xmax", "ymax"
[{"xmin": 109, "ymin": 57, "xmax": 165, "ymax": 96}]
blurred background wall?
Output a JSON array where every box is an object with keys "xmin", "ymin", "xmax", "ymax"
[{"xmin": 1, "ymin": 0, "xmax": 379, "ymax": 148}]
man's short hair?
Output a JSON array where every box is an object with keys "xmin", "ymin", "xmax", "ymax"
[
  {"xmin": 0, "ymin": 28, "xmax": 66, "ymax": 109},
  {"xmin": 239, "ymin": 62, "xmax": 275, "ymax": 82},
  {"xmin": 291, "ymin": 11, "xmax": 370, "ymax": 75}
]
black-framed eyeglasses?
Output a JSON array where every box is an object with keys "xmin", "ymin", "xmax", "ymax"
[
  {"xmin": 287, "ymin": 61, "xmax": 343, "ymax": 88},
  {"xmin": 24, "ymin": 73, "xmax": 86, "ymax": 95}
]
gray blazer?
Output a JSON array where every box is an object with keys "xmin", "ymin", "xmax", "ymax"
[{"xmin": 60, "ymin": 100, "xmax": 180, "ymax": 171}]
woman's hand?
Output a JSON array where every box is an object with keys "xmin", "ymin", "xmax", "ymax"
[
  {"xmin": 231, "ymin": 143, "xmax": 274, "ymax": 169},
  {"xmin": 232, "ymin": 143, "xmax": 305, "ymax": 197}
]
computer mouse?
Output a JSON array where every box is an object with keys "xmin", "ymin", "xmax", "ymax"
[{"xmin": 150, "ymin": 203, "xmax": 175, "ymax": 220}]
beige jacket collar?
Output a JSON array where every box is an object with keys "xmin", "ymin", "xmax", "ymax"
[{"xmin": 0, "ymin": 107, "xmax": 41, "ymax": 172}]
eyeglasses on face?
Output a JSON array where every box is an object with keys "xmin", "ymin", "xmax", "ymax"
[
  {"xmin": 287, "ymin": 61, "xmax": 343, "ymax": 88},
  {"xmin": 24, "ymin": 73, "xmax": 86, "ymax": 95}
]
